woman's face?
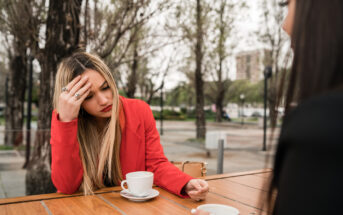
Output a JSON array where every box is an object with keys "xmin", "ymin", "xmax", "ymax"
[
  {"xmin": 81, "ymin": 69, "xmax": 113, "ymax": 119},
  {"xmin": 282, "ymin": 0, "xmax": 296, "ymax": 37}
]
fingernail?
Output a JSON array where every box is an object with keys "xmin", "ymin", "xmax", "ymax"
[{"xmin": 191, "ymin": 209, "xmax": 197, "ymax": 214}]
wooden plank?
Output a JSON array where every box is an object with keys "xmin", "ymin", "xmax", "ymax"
[
  {"xmin": 205, "ymin": 169, "xmax": 272, "ymax": 181},
  {"xmin": 156, "ymin": 187, "xmax": 265, "ymax": 215},
  {"xmin": 43, "ymin": 195, "xmax": 121, "ymax": 215},
  {"xmin": 254, "ymin": 172, "xmax": 272, "ymax": 179},
  {"xmin": 207, "ymin": 178, "xmax": 268, "ymax": 210},
  {"xmin": 227, "ymin": 175, "xmax": 270, "ymax": 191},
  {"xmin": 0, "ymin": 169, "xmax": 272, "ymax": 205},
  {"xmin": 99, "ymin": 191, "xmax": 190, "ymax": 215},
  {"xmin": 0, "ymin": 201, "xmax": 48, "ymax": 215},
  {"xmin": 0, "ymin": 186, "xmax": 122, "ymax": 205}
]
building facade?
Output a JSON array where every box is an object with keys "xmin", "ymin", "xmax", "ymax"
[{"xmin": 235, "ymin": 49, "xmax": 271, "ymax": 83}]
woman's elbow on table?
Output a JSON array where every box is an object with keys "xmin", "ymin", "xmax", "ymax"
[{"xmin": 51, "ymin": 168, "xmax": 83, "ymax": 194}]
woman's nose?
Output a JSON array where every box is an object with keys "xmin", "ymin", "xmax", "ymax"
[{"xmin": 97, "ymin": 93, "xmax": 108, "ymax": 105}]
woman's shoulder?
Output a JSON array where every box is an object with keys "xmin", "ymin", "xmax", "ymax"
[
  {"xmin": 281, "ymin": 91, "xmax": 343, "ymax": 146},
  {"xmin": 287, "ymin": 91, "xmax": 343, "ymax": 120},
  {"xmin": 120, "ymin": 96, "xmax": 149, "ymax": 108},
  {"xmin": 120, "ymin": 96, "xmax": 151, "ymax": 116}
]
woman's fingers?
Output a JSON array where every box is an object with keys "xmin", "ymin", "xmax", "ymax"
[
  {"xmin": 75, "ymin": 82, "xmax": 92, "ymax": 99},
  {"xmin": 76, "ymin": 84, "xmax": 92, "ymax": 103},
  {"xmin": 69, "ymin": 76, "xmax": 89, "ymax": 97},
  {"xmin": 187, "ymin": 179, "xmax": 209, "ymax": 201},
  {"xmin": 191, "ymin": 179, "xmax": 209, "ymax": 192},
  {"xmin": 63, "ymin": 75, "xmax": 81, "ymax": 93},
  {"xmin": 57, "ymin": 76, "xmax": 91, "ymax": 122},
  {"xmin": 189, "ymin": 190, "xmax": 207, "ymax": 201},
  {"xmin": 198, "ymin": 180, "xmax": 209, "ymax": 192}
]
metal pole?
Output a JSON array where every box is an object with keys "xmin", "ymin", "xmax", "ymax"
[
  {"xmin": 217, "ymin": 139, "xmax": 224, "ymax": 174},
  {"xmin": 159, "ymin": 83, "xmax": 164, "ymax": 135},
  {"xmin": 242, "ymin": 99, "xmax": 245, "ymax": 126},
  {"xmin": 263, "ymin": 67, "xmax": 272, "ymax": 151},
  {"xmin": 23, "ymin": 56, "xmax": 33, "ymax": 168}
]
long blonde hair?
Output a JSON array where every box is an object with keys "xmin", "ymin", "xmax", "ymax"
[{"xmin": 53, "ymin": 52, "xmax": 122, "ymax": 195}]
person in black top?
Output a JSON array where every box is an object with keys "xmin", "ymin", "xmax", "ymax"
[
  {"xmin": 193, "ymin": 0, "xmax": 343, "ymax": 214},
  {"xmin": 269, "ymin": 0, "xmax": 343, "ymax": 214}
]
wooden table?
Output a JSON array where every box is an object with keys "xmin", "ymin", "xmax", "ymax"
[{"xmin": 0, "ymin": 169, "xmax": 271, "ymax": 215}]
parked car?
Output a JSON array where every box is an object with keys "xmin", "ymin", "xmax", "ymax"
[{"xmin": 251, "ymin": 111, "xmax": 263, "ymax": 118}]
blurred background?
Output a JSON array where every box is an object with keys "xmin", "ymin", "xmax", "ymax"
[{"xmin": 0, "ymin": 0, "xmax": 290, "ymax": 198}]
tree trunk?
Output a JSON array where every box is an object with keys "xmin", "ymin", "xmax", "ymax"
[
  {"xmin": 4, "ymin": 47, "xmax": 27, "ymax": 147},
  {"xmin": 215, "ymin": 86, "xmax": 225, "ymax": 123},
  {"xmin": 26, "ymin": 0, "xmax": 83, "ymax": 195},
  {"xmin": 195, "ymin": 0, "xmax": 206, "ymax": 139},
  {"xmin": 126, "ymin": 42, "xmax": 138, "ymax": 98}
]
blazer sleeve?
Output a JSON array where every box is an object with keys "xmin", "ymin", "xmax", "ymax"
[
  {"xmin": 142, "ymin": 102, "xmax": 193, "ymax": 198},
  {"xmin": 50, "ymin": 110, "xmax": 83, "ymax": 194}
]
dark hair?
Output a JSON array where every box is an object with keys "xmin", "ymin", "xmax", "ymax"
[
  {"xmin": 284, "ymin": 0, "xmax": 343, "ymax": 113},
  {"xmin": 268, "ymin": 0, "xmax": 343, "ymax": 213},
  {"xmin": 62, "ymin": 52, "xmax": 99, "ymax": 79}
]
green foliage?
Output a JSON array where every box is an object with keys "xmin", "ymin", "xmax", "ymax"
[
  {"xmin": 165, "ymin": 82, "xmax": 195, "ymax": 107},
  {"xmin": 225, "ymin": 80, "xmax": 264, "ymax": 104},
  {"xmin": 152, "ymin": 108, "xmax": 218, "ymax": 121},
  {"xmin": 152, "ymin": 110, "xmax": 186, "ymax": 120},
  {"xmin": 0, "ymin": 145, "xmax": 14, "ymax": 150}
]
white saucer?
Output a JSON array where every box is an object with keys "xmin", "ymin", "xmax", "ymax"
[{"xmin": 120, "ymin": 189, "xmax": 159, "ymax": 202}]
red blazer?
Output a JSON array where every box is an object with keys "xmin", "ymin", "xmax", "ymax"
[{"xmin": 50, "ymin": 96, "xmax": 192, "ymax": 197}]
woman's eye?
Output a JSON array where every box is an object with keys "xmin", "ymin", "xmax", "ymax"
[
  {"xmin": 102, "ymin": 86, "xmax": 110, "ymax": 91},
  {"xmin": 279, "ymin": 1, "xmax": 289, "ymax": 7},
  {"xmin": 85, "ymin": 95, "xmax": 93, "ymax": 100}
]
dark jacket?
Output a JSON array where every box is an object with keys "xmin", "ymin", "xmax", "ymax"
[{"xmin": 273, "ymin": 92, "xmax": 343, "ymax": 215}]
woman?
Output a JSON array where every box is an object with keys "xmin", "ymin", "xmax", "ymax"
[
  {"xmin": 268, "ymin": 0, "xmax": 343, "ymax": 214},
  {"xmin": 50, "ymin": 52, "xmax": 209, "ymax": 200},
  {"xmin": 193, "ymin": 0, "xmax": 343, "ymax": 214}
]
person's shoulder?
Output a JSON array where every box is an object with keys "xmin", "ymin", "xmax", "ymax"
[
  {"xmin": 288, "ymin": 91, "xmax": 343, "ymax": 120},
  {"xmin": 120, "ymin": 96, "xmax": 150, "ymax": 112},
  {"xmin": 281, "ymin": 91, "xmax": 343, "ymax": 145}
]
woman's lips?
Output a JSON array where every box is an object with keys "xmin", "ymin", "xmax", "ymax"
[{"xmin": 101, "ymin": 105, "xmax": 112, "ymax": 112}]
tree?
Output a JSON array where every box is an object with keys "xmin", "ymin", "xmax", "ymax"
[
  {"xmin": 194, "ymin": 0, "xmax": 206, "ymax": 139},
  {"xmin": 205, "ymin": 0, "xmax": 241, "ymax": 122},
  {"xmin": 0, "ymin": 0, "xmax": 35, "ymax": 147},
  {"xmin": 172, "ymin": 0, "xmax": 210, "ymax": 139},
  {"xmin": 25, "ymin": 0, "xmax": 83, "ymax": 195}
]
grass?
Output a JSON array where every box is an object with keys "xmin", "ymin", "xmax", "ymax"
[
  {"xmin": 0, "ymin": 145, "xmax": 27, "ymax": 151},
  {"xmin": 186, "ymin": 138, "xmax": 205, "ymax": 143},
  {"xmin": 0, "ymin": 145, "xmax": 14, "ymax": 150}
]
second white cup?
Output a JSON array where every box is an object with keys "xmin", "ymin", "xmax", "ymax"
[
  {"xmin": 121, "ymin": 171, "xmax": 154, "ymax": 197},
  {"xmin": 197, "ymin": 204, "xmax": 239, "ymax": 215}
]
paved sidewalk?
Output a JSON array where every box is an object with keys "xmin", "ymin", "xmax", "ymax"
[
  {"xmin": 158, "ymin": 121, "xmax": 277, "ymax": 175},
  {"xmin": 0, "ymin": 121, "xmax": 278, "ymax": 198}
]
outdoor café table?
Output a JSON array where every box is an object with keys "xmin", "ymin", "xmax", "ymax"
[{"xmin": 0, "ymin": 169, "xmax": 271, "ymax": 215}]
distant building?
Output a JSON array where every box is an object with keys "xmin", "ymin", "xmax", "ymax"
[{"xmin": 235, "ymin": 49, "xmax": 271, "ymax": 83}]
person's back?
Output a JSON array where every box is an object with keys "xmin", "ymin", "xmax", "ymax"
[{"xmin": 273, "ymin": 92, "xmax": 343, "ymax": 214}]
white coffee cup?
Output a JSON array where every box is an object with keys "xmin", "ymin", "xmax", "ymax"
[
  {"xmin": 197, "ymin": 204, "xmax": 240, "ymax": 215},
  {"xmin": 121, "ymin": 171, "xmax": 154, "ymax": 197}
]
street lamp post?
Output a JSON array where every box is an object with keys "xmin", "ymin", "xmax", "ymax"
[
  {"xmin": 263, "ymin": 66, "xmax": 272, "ymax": 151},
  {"xmin": 240, "ymin": 94, "xmax": 245, "ymax": 126}
]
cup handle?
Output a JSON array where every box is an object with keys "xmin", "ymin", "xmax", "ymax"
[{"xmin": 121, "ymin": 180, "xmax": 130, "ymax": 193}]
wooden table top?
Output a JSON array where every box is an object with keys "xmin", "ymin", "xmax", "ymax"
[{"xmin": 0, "ymin": 169, "xmax": 272, "ymax": 215}]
